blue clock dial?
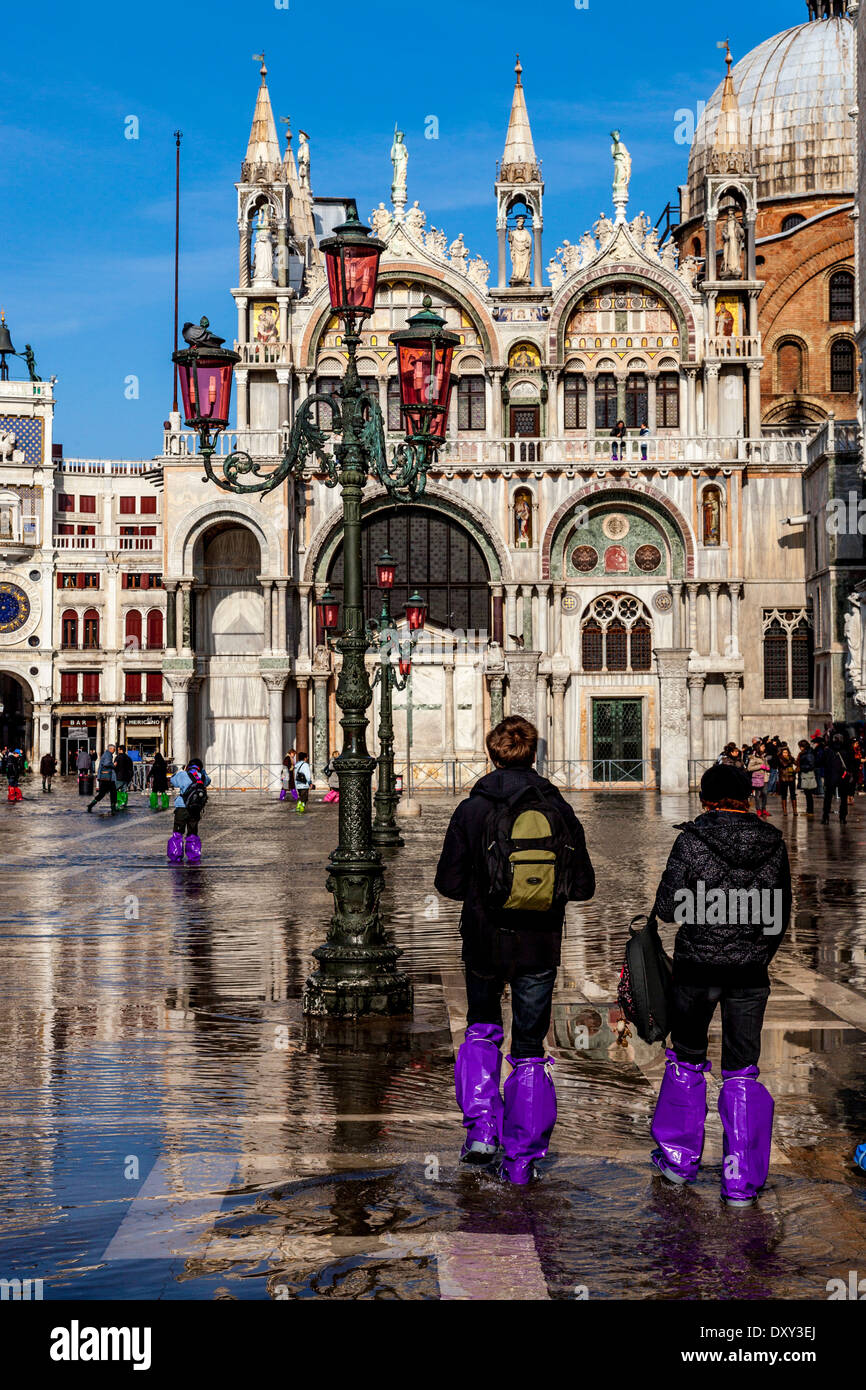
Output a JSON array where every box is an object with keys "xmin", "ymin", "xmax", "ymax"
[{"xmin": 0, "ymin": 583, "xmax": 31, "ymax": 633}]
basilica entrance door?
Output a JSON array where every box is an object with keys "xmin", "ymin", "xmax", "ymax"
[{"xmin": 591, "ymin": 698, "xmax": 643, "ymax": 782}]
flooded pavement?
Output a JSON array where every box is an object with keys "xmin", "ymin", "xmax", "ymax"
[{"xmin": 1, "ymin": 779, "xmax": 865, "ymax": 1301}]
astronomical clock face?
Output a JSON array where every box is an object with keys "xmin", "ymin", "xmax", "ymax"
[
  {"xmin": 0, "ymin": 573, "xmax": 41, "ymax": 645},
  {"xmin": 0, "ymin": 582, "xmax": 30, "ymax": 633}
]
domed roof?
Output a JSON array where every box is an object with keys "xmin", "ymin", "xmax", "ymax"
[{"xmin": 687, "ymin": 16, "xmax": 854, "ymax": 218}]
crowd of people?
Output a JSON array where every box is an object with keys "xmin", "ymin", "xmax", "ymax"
[{"xmin": 716, "ymin": 723, "xmax": 864, "ymax": 824}]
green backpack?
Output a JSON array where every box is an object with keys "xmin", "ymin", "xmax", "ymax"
[{"xmin": 482, "ymin": 786, "xmax": 577, "ymax": 914}]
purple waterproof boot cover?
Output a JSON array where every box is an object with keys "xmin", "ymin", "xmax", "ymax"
[
  {"xmin": 166, "ymin": 832, "xmax": 184, "ymax": 863},
  {"xmin": 501, "ymin": 1055, "xmax": 557, "ymax": 1184},
  {"xmin": 455, "ymin": 1022, "xmax": 504, "ymax": 1161},
  {"xmin": 184, "ymin": 834, "xmax": 202, "ymax": 863},
  {"xmin": 650, "ymin": 1049, "xmax": 712, "ymax": 1184},
  {"xmin": 718, "ymin": 1066, "xmax": 774, "ymax": 1206}
]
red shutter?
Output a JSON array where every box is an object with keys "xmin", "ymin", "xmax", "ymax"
[
  {"xmin": 146, "ymin": 672, "xmax": 163, "ymax": 701},
  {"xmin": 125, "ymin": 672, "xmax": 142, "ymax": 702},
  {"xmin": 82, "ymin": 672, "xmax": 100, "ymax": 700},
  {"xmin": 57, "ymin": 573, "xmax": 64, "ymax": 589},
  {"xmin": 60, "ymin": 672, "xmax": 77, "ymax": 700},
  {"xmin": 141, "ymin": 574, "xmax": 150, "ymax": 589},
  {"xmin": 57, "ymin": 493, "xmax": 74, "ymax": 512},
  {"xmin": 79, "ymin": 495, "xmax": 96, "ymax": 514},
  {"xmin": 76, "ymin": 573, "xmax": 85, "ymax": 589},
  {"xmin": 121, "ymin": 573, "xmax": 128, "ymax": 589},
  {"xmin": 140, "ymin": 496, "xmax": 157, "ymax": 514},
  {"xmin": 119, "ymin": 496, "xmax": 136, "ymax": 515}
]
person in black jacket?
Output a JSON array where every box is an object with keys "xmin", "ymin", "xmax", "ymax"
[
  {"xmin": 821, "ymin": 724, "xmax": 857, "ymax": 825},
  {"xmin": 649, "ymin": 763, "xmax": 791, "ymax": 1207},
  {"xmin": 435, "ymin": 715, "xmax": 595, "ymax": 1182},
  {"xmin": 40, "ymin": 752, "xmax": 57, "ymax": 792}
]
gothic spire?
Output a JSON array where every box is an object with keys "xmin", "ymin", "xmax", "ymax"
[
  {"xmin": 714, "ymin": 41, "xmax": 744, "ymax": 156},
  {"xmin": 500, "ymin": 54, "xmax": 540, "ymax": 183},
  {"xmin": 245, "ymin": 55, "xmax": 281, "ymax": 170}
]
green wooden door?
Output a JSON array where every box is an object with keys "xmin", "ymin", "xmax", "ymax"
[{"xmin": 591, "ymin": 699, "xmax": 643, "ymax": 782}]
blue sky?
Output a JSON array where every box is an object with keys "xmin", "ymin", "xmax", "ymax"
[{"xmin": 0, "ymin": 0, "xmax": 800, "ymax": 457}]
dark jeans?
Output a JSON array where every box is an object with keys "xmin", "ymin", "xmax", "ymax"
[
  {"xmin": 779, "ymin": 781, "xmax": 796, "ymax": 806},
  {"xmin": 670, "ymin": 980, "xmax": 769, "ymax": 1072},
  {"xmin": 173, "ymin": 807, "xmax": 200, "ymax": 836},
  {"xmin": 823, "ymin": 785, "xmax": 850, "ymax": 822},
  {"xmin": 466, "ymin": 966, "xmax": 556, "ymax": 1059},
  {"xmin": 801, "ymin": 787, "xmax": 815, "ymax": 814},
  {"xmin": 90, "ymin": 779, "xmax": 117, "ymax": 812},
  {"xmin": 752, "ymin": 786, "xmax": 767, "ymax": 813}
]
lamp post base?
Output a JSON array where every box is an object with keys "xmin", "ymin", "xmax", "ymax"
[
  {"xmin": 303, "ymin": 944, "xmax": 413, "ymax": 1018},
  {"xmin": 371, "ymin": 821, "xmax": 405, "ymax": 849}
]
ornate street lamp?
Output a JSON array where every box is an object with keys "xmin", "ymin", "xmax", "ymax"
[
  {"xmin": 317, "ymin": 587, "xmax": 340, "ymax": 634},
  {"xmin": 174, "ymin": 202, "xmax": 458, "ymax": 1018}
]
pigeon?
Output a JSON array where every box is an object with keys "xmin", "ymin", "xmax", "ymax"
[
  {"xmin": 508, "ymin": 633, "xmax": 525, "ymax": 649},
  {"xmin": 182, "ymin": 316, "xmax": 225, "ymax": 349}
]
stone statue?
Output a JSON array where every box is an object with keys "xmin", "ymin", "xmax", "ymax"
[
  {"xmin": 508, "ymin": 214, "xmax": 532, "ymax": 285},
  {"xmin": 405, "ymin": 200, "xmax": 426, "ymax": 236},
  {"xmin": 449, "ymin": 233, "xmax": 468, "ymax": 273},
  {"xmin": 844, "ymin": 596, "xmax": 864, "ymax": 706},
  {"xmin": 297, "ymin": 129, "xmax": 311, "ymax": 190},
  {"xmin": 425, "ymin": 226, "xmax": 447, "ymax": 259},
  {"xmin": 678, "ymin": 254, "xmax": 702, "ymax": 291},
  {"xmin": 390, "ymin": 127, "xmax": 408, "ymax": 207},
  {"xmin": 593, "ymin": 213, "xmax": 614, "ymax": 247},
  {"xmin": 660, "ymin": 238, "xmax": 678, "ymax": 272},
  {"xmin": 467, "ymin": 255, "xmax": 489, "ymax": 290},
  {"xmin": 21, "ymin": 345, "xmax": 41, "ymax": 382},
  {"xmin": 312, "ymin": 643, "xmax": 331, "ymax": 674},
  {"xmin": 252, "ymin": 207, "xmax": 274, "ymax": 283},
  {"xmin": 629, "ymin": 211, "xmax": 648, "ymax": 241},
  {"xmin": 580, "ymin": 231, "xmax": 597, "ymax": 264},
  {"xmin": 720, "ymin": 209, "xmax": 745, "ymax": 279},
  {"xmin": 303, "ymin": 262, "xmax": 326, "ymax": 296},
  {"xmin": 610, "ymin": 130, "xmax": 632, "ymax": 202},
  {"xmin": 559, "ymin": 241, "xmax": 581, "ymax": 274},
  {"xmin": 643, "ymin": 226, "xmax": 660, "ymax": 260},
  {"xmin": 547, "ymin": 256, "xmax": 564, "ymax": 290},
  {"xmin": 0, "ymin": 431, "xmax": 17, "ymax": 462},
  {"xmin": 371, "ymin": 202, "xmax": 393, "ymax": 237}
]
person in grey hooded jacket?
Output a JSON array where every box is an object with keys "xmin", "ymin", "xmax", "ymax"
[{"xmin": 87, "ymin": 746, "xmax": 117, "ymax": 815}]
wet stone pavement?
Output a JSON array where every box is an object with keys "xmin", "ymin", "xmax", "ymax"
[{"xmin": 1, "ymin": 779, "xmax": 865, "ymax": 1301}]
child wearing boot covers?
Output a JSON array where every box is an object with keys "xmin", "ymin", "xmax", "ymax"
[
  {"xmin": 5, "ymin": 748, "xmax": 24, "ymax": 802},
  {"xmin": 167, "ymin": 758, "xmax": 211, "ymax": 862},
  {"xmin": 435, "ymin": 716, "xmax": 595, "ymax": 1182},
  {"xmin": 649, "ymin": 763, "xmax": 791, "ymax": 1207}
]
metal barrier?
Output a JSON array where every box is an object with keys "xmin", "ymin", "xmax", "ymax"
[
  {"xmin": 202, "ymin": 759, "xmax": 660, "ymax": 794},
  {"xmin": 688, "ymin": 759, "xmax": 716, "ymax": 788}
]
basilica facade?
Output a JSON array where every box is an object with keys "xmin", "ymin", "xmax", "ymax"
[{"xmin": 1, "ymin": 2, "xmax": 863, "ymax": 790}]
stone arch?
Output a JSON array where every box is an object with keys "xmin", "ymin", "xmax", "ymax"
[
  {"xmin": 304, "ymin": 481, "xmax": 512, "ymax": 584},
  {"xmin": 542, "ymin": 482, "xmax": 695, "ymax": 580},
  {"xmin": 550, "ymin": 266, "xmax": 698, "ymax": 361},
  {"xmin": 168, "ymin": 498, "xmax": 282, "ymax": 578}
]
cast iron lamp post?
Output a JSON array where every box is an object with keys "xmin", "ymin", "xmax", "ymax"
[
  {"xmin": 172, "ymin": 203, "xmax": 458, "ymax": 1018},
  {"xmin": 369, "ymin": 555, "xmax": 427, "ymax": 848}
]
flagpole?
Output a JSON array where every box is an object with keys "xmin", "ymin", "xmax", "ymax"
[{"xmin": 172, "ymin": 129, "xmax": 182, "ymax": 412}]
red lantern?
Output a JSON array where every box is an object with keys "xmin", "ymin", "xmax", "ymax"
[
  {"xmin": 399, "ymin": 654, "xmax": 412, "ymax": 679},
  {"xmin": 376, "ymin": 549, "xmax": 396, "ymax": 590},
  {"xmin": 318, "ymin": 587, "xmax": 340, "ymax": 632},
  {"xmin": 405, "ymin": 590, "xmax": 427, "ymax": 632},
  {"xmin": 320, "ymin": 202, "xmax": 384, "ymax": 321},
  {"xmin": 390, "ymin": 296, "xmax": 459, "ymax": 441},
  {"xmin": 173, "ymin": 339, "xmax": 239, "ymax": 432}
]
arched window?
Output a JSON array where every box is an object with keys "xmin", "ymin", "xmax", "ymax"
[
  {"xmin": 777, "ymin": 340, "xmax": 803, "ymax": 393},
  {"xmin": 457, "ymin": 374, "xmax": 486, "ymax": 431},
  {"xmin": 563, "ymin": 373, "xmax": 587, "ymax": 430},
  {"xmin": 61, "ymin": 609, "xmax": 78, "ymax": 648},
  {"xmin": 781, "ymin": 213, "xmax": 805, "ymax": 233},
  {"xmin": 327, "ymin": 506, "xmax": 491, "ymax": 634},
  {"xmin": 625, "ymin": 373, "xmax": 648, "ymax": 429},
  {"xmin": 124, "ymin": 609, "xmax": 142, "ymax": 651},
  {"xmin": 763, "ymin": 618, "xmax": 788, "ymax": 699},
  {"xmin": 595, "ymin": 374, "xmax": 617, "ymax": 430},
  {"xmin": 386, "ymin": 377, "xmax": 402, "ymax": 431},
  {"xmin": 830, "ymin": 339, "xmax": 855, "ymax": 393},
  {"xmin": 763, "ymin": 609, "xmax": 813, "ymax": 700},
  {"xmin": 829, "ymin": 270, "xmax": 854, "ymax": 322},
  {"xmin": 581, "ymin": 619, "xmax": 603, "ymax": 672},
  {"xmin": 82, "ymin": 609, "xmax": 99, "ymax": 650},
  {"xmin": 580, "ymin": 594, "xmax": 653, "ymax": 673},
  {"xmin": 146, "ymin": 609, "xmax": 163, "ymax": 650},
  {"xmin": 657, "ymin": 372, "xmax": 679, "ymax": 428}
]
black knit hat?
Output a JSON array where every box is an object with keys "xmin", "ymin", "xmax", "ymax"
[{"xmin": 700, "ymin": 763, "xmax": 752, "ymax": 804}]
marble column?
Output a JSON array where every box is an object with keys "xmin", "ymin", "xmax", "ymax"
[
  {"xmin": 505, "ymin": 585, "xmax": 519, "ymax": 648},
  {"xmin": 536, "ymin": 584, "xmax": 550, "ymax": 656},
  {"xmin": 688, "ymin": 673, "xmax": 705, "ymax": 769},
  {"xmin": 586, "ymin": 375, "xmax": 596, "ymax": 438},
  {"xmin": 522, "ymin": 589, "xmax": 533, "ymax": 649},
  {"xmin": 298, "ymin": 583, "xmax": 312, "ymax": 661},
  {"xmin": 263, "ymin": 672, "xmax": 288, "ymax": 770},
  {"xmin": 235, "ymin": 369, "xmax": 249, "ymax": 430},
  {"xmin": 551, "ymin": 675, "xmax": 568, "ymax": 766},
  {"xmin": 686, "ymin": 368, "xmax": 697, "ymax": 437},
  {"xmin": 262, "ymin": 579, "xmax": 274, "ymax": 652},
  {"xmin": 747, "ymin": 363, "xmax": 762, "ymax": 439},
  {"xmin": 535, "ymin": 672, "xmax": 549, "ymax": 771},
  {"xmin": 276, "ymin": 368, "xmax": 290, "ymax": 429},
  {"xmin": 313, "ymin": 675, "xmax": 330, "ymax": 779},
  {"xmin": 705, "ymin": 365, "xmax": 720, "ymax": 436},
  {"xmin": 168, "ymin": 676, "xmax": 192, "ymax": 766},
  {"xmin": 725, "ymin": 672, "xmax": 742, "ymax": 748},
  {"xmin": 647, "ymin": 375, "xmax": 657, "ymax": 433},
  {"xmin": 708, "ymin": 582, "xmax": 720, "ymax": 656},
  {"xmin": 729, "ymin": 582, "xmax": 741, "ymax": 658},
  {"xmin": 687, "ymin": 582, "xmax": 699, "ymax": 653},
  {"xmin": 671, "ymin": 581, "xmax": 683, "ymax": 647},
  {"xmin": 177, "ymin": 584, "xmax": 190, "ymax": 655},
  {"xmin": 276, "ymin": 580, "xmax": 288, "ymax": 652},
  {"xmin": 655, "ymin": 650, "xmax": 691, "ymax": 793},
  {"xmin": 487, "ymin": 674, "xmax": 505, "ymax": 728},
  {"xmin": 552, "ymin": 584, "xmax": 564, "ymax": 653},
  {"xmin": 164, "ymin": 580, "xmax": 178, "ymax": 653},
  {"xmin": 443, "ymin": 659, "xmax": 456, "ymax": 760}
]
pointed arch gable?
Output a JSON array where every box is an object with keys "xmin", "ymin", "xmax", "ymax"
[{"xmin": 542, "ymin": 482, "xmax": 696, "ymax": 580}]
